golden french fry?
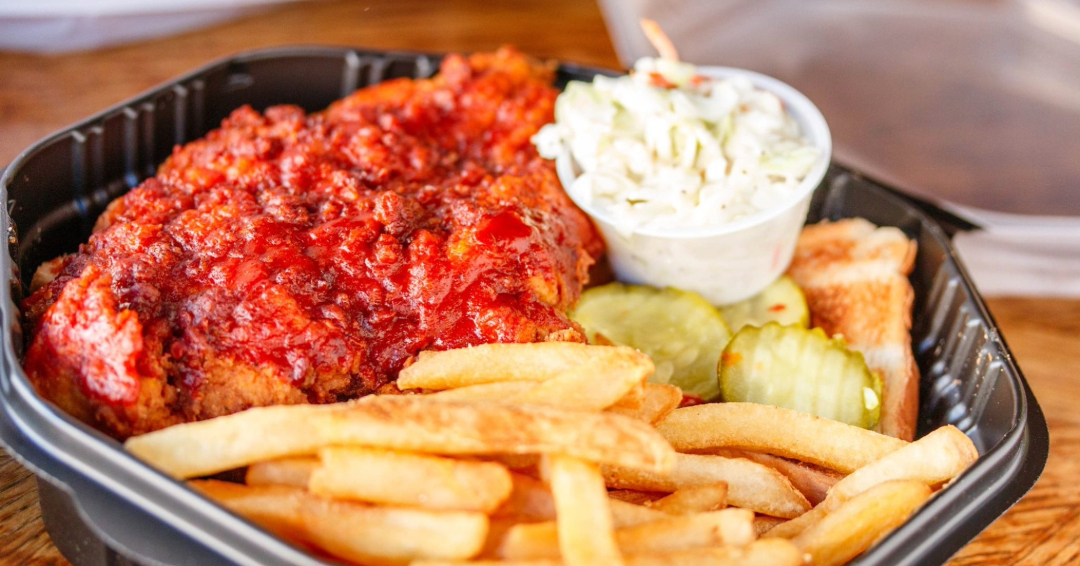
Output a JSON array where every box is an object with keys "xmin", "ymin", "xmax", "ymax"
[
  {"xmin": 397, "ymin": 343, "xmax": 641, "ymax": 390},
  {"xmin": 709, "ymin": 448, "xmax": 841, "ymax": 506},
  {"xmin": 416, "ymin": 560, "xmax": 560, "ymax": 566},
  {"xmin": 766, "ymin": 425, "xmax": 978, "ymax": 539},
  {"xmin": 417, "ymin": 538, "xmax": 802, "ymax": 566},
  {"xmin": 128, "ymin": 396, "xmax": 675, "ymax": 478},
  {"xmin": 191, "ymin": 480, "xmax": 489, "ymax": 564},
  {"xmin": 419, "ymin": 346, "xmax": 652, "ymax": 412},
  {"xmin": 608, "ymin": 490, "xmax": 664, "ymax": 505},
  {"xmin": 792, "ymin": 480, "xmax": 932, "ymax": 566},
  {"xmin": 245, "ymin": 457, "xmax": 318, "ymax": 488},
  {"xmin": 753, "ymin": 515, "xmax": 786, "ymax": 537},
  {"xmin": 496, "ymin": 521, "xmax": 560, "ymax": 560},
  {"xmin": 646, "ymin": 482, "xmax": 728, "ymax": 515},
  {"xmin": 624, "ymin": 539, "xmax": 802, "ymax": 566},
  {"xmin": 616, "ymin": 508, "xmax": 755, "ymax": 554},
  {"xmin": 764, "ymin": 506, "xmax": 825, "ymax": 539},
  {"xmin": 486, "ymin": 453, "xmax": 541, "ymax": 472},
  {"xmin": 478, "ymin": 518, "xmax": 522, "ymax": 560},
  {"xmin": 499, "ymin": 508, "xmax": 754, "ymax": 560},
  {"xmin": 607, "ymin": 383, "xmax": 683, "ymax": 424},
  {"xmin": 492, "ymin": 472, "xmax": 556, "ymax": 522},
  {"xmin": 828, "ymin": 425, "xmax": 977, "ymax": 501},
  {"xmin": 544, "ymin": 454, "xmax": 624, "ymax": 566},
  {"xmin": 310, "ymin": 447, "xmax": 512, "ymax": 513},
  {"xmin": 428, "ymin": 382, "xmax": 534, "ymax": 402},
  {"xmin": 609, "ymin": 381, "xmax": 647, "ymax": 412},
  {"xmin": 319, "ymin": 397, "xmax": 674, "ymax": 473},
  {"xmin": 603, "ymin": 453, "xmax": 810, "ymax": 519},
  {"xmin": 125, "ymin": 404, "xmax": 343, "ymax": 479},
  {"xmin": 190, "ymin": 480, "xmax": 307, "ymax": 542},
  {"xmin": 609, "ymin": 499, "xmax": 670, "ymax": 528},
  {"xmin": 505, "ymin": 354, "xmax": 651, "ymax": 411},
  {"xmin": 656, "ymin": 403, "xmax": 908, "ymax": 473}
]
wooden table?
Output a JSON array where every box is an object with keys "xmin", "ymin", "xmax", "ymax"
[{"xmin": 1, "ymin": 0, "xmax": 1077, "ymax": 564}]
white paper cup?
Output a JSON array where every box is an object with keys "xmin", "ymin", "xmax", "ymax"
[{"xmin": 557, "ymin": 66, "xmax": 832, "ymax": 305}]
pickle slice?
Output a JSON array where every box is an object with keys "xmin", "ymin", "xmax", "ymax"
[
  {"xmin": 570, "ymin": 283, "xmax": 732, "ymax": 401},
  {"xmin": 719, "ymin": 276, "xmax": 809, "ymax": 333},
  {"xmin": 719, "ymin": 323, "xmax": 882, "ymax": 429}
]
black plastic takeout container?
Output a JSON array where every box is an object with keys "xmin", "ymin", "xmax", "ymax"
[{"xmin": 0, "ymin": 46, "xmax": 1048, "ymax": 566}]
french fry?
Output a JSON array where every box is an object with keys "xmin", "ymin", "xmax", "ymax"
[
  {"xmin": 623, "ymin": 539, "xmax": 802, "ymax": 566},
  {"xmin": 479, "ymin": 518, "xmax": 521, "ymax": 560},
  {"xmin": 603, "ymin": 453, "xmax": 811, "ymax": 519},
  {"xmin": 310, "ymin": 447, "xmax": 512, "ymax": 513},
  {"xmin": 656, "ymin": 403, "xmax": 908, "ymax": 473},
  {"xmin": 607, "ymin": 383, "xmax": 683, "ymax": 424},
  {"xmin": 397, "ymin": 343, "xmax": 641, "ymax": 390},
  {"xmin": 763, "ymin": 503, "xmax": 828, "ymax": 539},
  {"xmin": 127, "ymin": 396, "xmax": 675, "ymax": 477},
  {"xmin": 496, "ymin": 522, "xmax": 562, "ymax": 560},
  {"xmin": 544, "ymin": 454, "xmax": 624, "ymax": 566},
  {"xmin": 191, "ymin": 480, "xmax": 489, "ymax": 564},
  {"xmin": 608, "ymin": 381, "xmax": 647, "ymax": 412},
  {"xmin": 417, "ymin": 560, "xmax": 561, "ymax": 566},
  {"xmin": 190, "ymin": 480, "xmax": 307, "ymax": 542},
  {"xmin": 753, "ymin": 515, "xmax": 786, "ymax": 537},
  {"xmin": 419, "ymin": 538, "xmax": 802, "ymax": 566},
  {"xmin": 499, "ymin": 509, "xmax": 755, "ymax": 559},
  {"xmin": 420, "ymin": 538, "xmax": 802, "ymax": 565},
  {"xmin": 505, "ymin": 354, "xmax": 652, "ymax": 411},
  {"xmin": 646, "ymin": 482, "xmax": 728, "ymax": 515},
  {"xmin": 609, "ymin": 499, "xmax": 670, "ymax": 528},
  {"xmin": 428, "ymin": 381, "xmax": 534, "ymax": 402},
  {"xmin": 245, "ymin": 457, "xmax": 318, "ymax": 488},
  {"xmin": 827, "ymin": 425, "xmax": 977, "ymax": 501},
  {"xmin": 134, "ymin": 338, "xmax": 967, "ymax": 566},
  {"xmin": 427, "ymin": 351, "xmax": 652, "ymax": 412},
  {"xmin": 492, "ymin": 472, "xmax": 556, "ymax": 522},
  {"xmin": 616, "ymin": 508, "xmax": 755, "ymax": 554},
  {"xmin": 791, "ymin": 480, "xmax": 931, "ymax": 566},
  {"xmin": 486, "ymin": 454, "xmax": 541, "ymax": 472},
  {"xmin": 622, "ymin": 540, "xmax": 807, "ymax": 566},
  {"xmin": 608, "ymin": 490, "xmax": 664, "ymax": 505},
  {"xmin": 125, "ymin": 404, "xmax": 343, "ymax": 479},
  {"xmin": 708, "ymin": 448, "xmax": 840, "ymax": 506},
  {"xmin": 318, "ymin": 397, "xmax": 674, "ymax": 473},
  {"xmin": 766, "ymin": 425, "xmax": 977, "ymax": 539}
]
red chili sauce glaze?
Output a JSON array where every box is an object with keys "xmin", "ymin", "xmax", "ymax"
[{"xmin": 21, "ymin": 48, "xmax": 603, "ymax": 438}]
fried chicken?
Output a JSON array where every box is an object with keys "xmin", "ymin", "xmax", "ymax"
[{"xmin": 22, "ymin": 48, "xmax": 603, "ymax": 439}]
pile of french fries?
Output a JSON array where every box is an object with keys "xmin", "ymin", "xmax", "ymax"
[{"xmin": 124, "ymin": 342, "xmax": 978, "ymax": 566}]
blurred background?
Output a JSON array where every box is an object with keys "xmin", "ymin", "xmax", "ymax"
[{"xmin": 1, "ymin": 0, "xmax": 1079, "ymax": 295}]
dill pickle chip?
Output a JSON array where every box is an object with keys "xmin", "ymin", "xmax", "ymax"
[
  {"xmin": 719, "ymin": 323, "xmax": 882, "ymax": 429},
  {"xmin": 719, "ymin": 275, "xmax": 809, "ymax": 333},
  {"xmin": 570, "ymin": 283, "xmax": 732, "ymax": 401}
]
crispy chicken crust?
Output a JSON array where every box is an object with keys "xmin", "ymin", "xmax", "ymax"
[{"xmin": 22, "ymin": 48, "xmax": 602, "ymax": 439}]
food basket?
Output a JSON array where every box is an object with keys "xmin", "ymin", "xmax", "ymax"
[{"xmin": 0, "ymin": 47, "xmax": 1049, "ymax": 566}]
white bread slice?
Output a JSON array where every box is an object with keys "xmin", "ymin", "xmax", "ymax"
[{"xmin": 787, "ymin": 218, "xmax": 919, "ymax": 441}]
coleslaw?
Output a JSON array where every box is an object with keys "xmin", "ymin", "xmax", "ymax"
[{"xmin": 533, "ymin": 58, "xmax": 820, "ymax": 236}]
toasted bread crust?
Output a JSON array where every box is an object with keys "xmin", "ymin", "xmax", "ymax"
[{"xmin": 787, "ymin": 219, "xmax": 919, "ymax": 441}]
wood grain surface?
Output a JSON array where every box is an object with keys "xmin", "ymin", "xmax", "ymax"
[{"xmin": 1, "ymin": 1, "xmax": 1078, "ymax": 564}]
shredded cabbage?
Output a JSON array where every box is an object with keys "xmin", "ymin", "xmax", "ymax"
[{"xmin": 533, "ymin": 58, "xmax": 820, "ymax": 235}]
